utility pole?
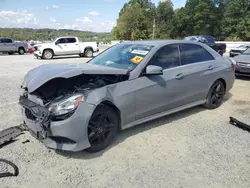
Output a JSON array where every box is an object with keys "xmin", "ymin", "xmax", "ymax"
[{"xmin": 152, "ymin": 18, "xmax": 156, "ymax": 40}]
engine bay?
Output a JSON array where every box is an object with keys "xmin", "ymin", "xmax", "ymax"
[{"xmin": 31, "ymin": 74, "xmax": 129, "ymax": 104}]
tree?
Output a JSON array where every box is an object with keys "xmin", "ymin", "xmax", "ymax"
[
  {"xmin": 115, "ymin": 0, "xmax": 156, "ymax": 40},
  {"xmin": 155, "ymin": 0, "xmax": 174, "ymax": 39},
  {"xmin": 223, "ymin": 0, "xmax": 250, "ymax": 40}
]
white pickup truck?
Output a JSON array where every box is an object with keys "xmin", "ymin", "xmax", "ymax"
[
  {"xmin": 34, "ymin": 36, "xmax": 99, "ymax": 59},
  {"xmin": 0, "ymin": 37, "xmax": 28, "ymax": 55}
]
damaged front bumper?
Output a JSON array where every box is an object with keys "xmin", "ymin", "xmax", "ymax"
[{"xmin": 19, "ymin": 95, "xmax": 96, "ymax": 152}]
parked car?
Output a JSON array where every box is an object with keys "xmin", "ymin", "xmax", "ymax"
[
  {"xmin": 33, "ymin": 36, "xmax": 99, "ymax": 59},
  {"xmin": 232, "ymin": 48, "xmax": 250, "ymax": 77},
  {"xmin": 229, "ymin": 44, "xmax": 250, "ymax": 57},
  {"xmin": 19, "ymin": 40, "xmax": 235, "ymax": 152},
  {"xmin": 0, "ymin": 37, "xmax": 28, "ymax": 55},
  {"xmin": 184, "ymin": 35, "xmax": 226, "ymax": 56}
]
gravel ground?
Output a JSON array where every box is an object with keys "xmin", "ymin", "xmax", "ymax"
[{"xmin": 0, "ymin": 52, "xmax": 250, "ymax": 188}]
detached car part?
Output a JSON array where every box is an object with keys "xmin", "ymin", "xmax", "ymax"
[
  {"xmin": 229, "ymin": 117, "xmax": 250, "ymax": 132},
  {"xmin": 0, "ymin": 124, "xmax": 28, "ymax": 148},
  {"xmin": 0, "ymin": 159, "xmax": 19, "ymax": 178}
]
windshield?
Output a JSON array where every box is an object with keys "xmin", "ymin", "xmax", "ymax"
[
  {"xmin": 243, "ymin": 48, "xmax": 250, "ymax": 55},
  {"xmin": 89, "ymin": 43, "xmax": 154, "ymax": 70}
]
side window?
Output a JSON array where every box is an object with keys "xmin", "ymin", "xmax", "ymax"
[
  {"xmin": 0, "ymin": 39, "xmax": 3, "ymax": 43},
  {"xmin": 180, "ymin": 44, "xmax": 214, "ymax": 65},
  {"xmin": 4, "ymin": 39, "xmax": 12, "ymax": 43},
  {"xmin": 56, "ymin": 38, "xmax": 67, "ymax": 44},
  {"xmin": 149, "ymin": 44, "xmax": 180, "ymax": 69},
  {"xmin": 67, "ymin": 38, "xmax": 76, "ymax": 43}
]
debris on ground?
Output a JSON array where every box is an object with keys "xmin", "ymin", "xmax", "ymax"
[
  {"xmin": 229, "ymin": 117, "xmax": 250, "ymax": 132},
  {"xmin": 0, "ymin": 124, "xmax": 28, "ymax": 148},
  {"xmin": 22, "ymin": 139, "xmax": 30, "ymax": 144},
  {"xmin": 0, "ymin": 159, "xmax": 19, "ymax": 178}
]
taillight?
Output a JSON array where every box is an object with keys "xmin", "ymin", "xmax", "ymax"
[{"xmin": 231, "ymin": 63, "xmax": 236, "ymax": 72}]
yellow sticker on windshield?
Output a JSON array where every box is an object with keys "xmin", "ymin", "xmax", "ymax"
[{"xmin": 131, "ymin": 56, "xmax": 143, "ymax": 64}]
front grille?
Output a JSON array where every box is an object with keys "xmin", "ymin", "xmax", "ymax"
[
  {"xmin": 237, "ymin": 62, "xmax": 250, "ymax": 67},
  {"xmin": 25, "ymin": 108, "xmax": 37, "ymax": 121}
]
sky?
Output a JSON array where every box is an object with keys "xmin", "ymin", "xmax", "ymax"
[{"xmin": 0, "ymin": 0, "xmax": 186, "ymax": 32}]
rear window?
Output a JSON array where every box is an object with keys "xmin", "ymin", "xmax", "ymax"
[
  {"xmin": 180, "ymin": 43, "xmax": 214, "ymax": 65},
  {"xmin": 67, "ymin": 38, "xmax": 76, "ymax": 43},
  {"xmin": 203, "ymin": 36, "xmax": 215, "ymax": 44}
]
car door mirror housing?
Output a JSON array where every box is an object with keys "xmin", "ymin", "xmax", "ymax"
[{"xmin": 144, "ymin": 65, "xmax": 163, "ymax": 76}]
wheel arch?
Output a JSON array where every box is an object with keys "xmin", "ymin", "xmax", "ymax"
[
  {"xmin": 18, "ymin": 46, "xmax": 25, "ymax": 50},
  {"xmin": 42, "ymin": 48, "xmax": 54, "ymax": 55},
  {"xmin": 84, "ymin": 46, "xmax": 94, "ymax": 52},
  {"xmin": 95, "ymin": 100, "xmax": 122, "ymax": 130}
]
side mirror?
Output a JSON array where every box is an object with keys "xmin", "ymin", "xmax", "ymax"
[{"xmin": 144, "ymin": 65, "xmax": 163, "ymax": 76}]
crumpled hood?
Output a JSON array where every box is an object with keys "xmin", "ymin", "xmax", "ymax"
[
  {"xmin": 234, "ymin": 55, "xmax": 250, "ymax": 63},
  {"xmin": 22, "ymin": 63, "xmax": 128, "ymax": 93}
]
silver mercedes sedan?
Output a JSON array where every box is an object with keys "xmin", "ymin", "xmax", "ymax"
[{"xmin": 19, "ymin": 40, "xmax": 235, "ymax": 152}]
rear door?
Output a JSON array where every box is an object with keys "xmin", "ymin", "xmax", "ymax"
[
  {"xmin": 66, "ymin": 38, "xmax": 79, "ymax": 54},
  {"xmin": 178, "ymin": 43, "xmax": 216, "ymax": 103},
  {"xmin": 134, "ymin": 44, "xmax": 189, "ymax": 120},
  {"xmin": 4, "ymin": 38, "xmax": 15, "ymax": 51}
]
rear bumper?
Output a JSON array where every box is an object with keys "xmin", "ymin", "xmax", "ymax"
[{"xmin": 19, "ymin": 95, "xmax": 96, "ymax": 152}]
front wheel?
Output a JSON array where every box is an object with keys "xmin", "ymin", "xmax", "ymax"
[
  {"xmin": 85, "ymin": 105, "xmax": 119, "ymax": 153},
  {"xmin": 42, "ymin": 50, "xmax": 53, "ymax": 59},
  {"xmin": 203, "ymin": 80, "xmax": 226, "ymax": 109}
]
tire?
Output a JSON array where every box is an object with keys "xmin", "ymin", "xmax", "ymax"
[
  {"xmin": 8, "ymin": 52, "xmax": 14, "ymax": 55},
  {"xmin": 42, "ymin": 49, "xmax": 53, "ymax": 59},
  {"xmin": 203, "ymin": 80, "xmax": 226, "ymax": 109},
  {"xmin": 79, "ymin": 53, "xmax": 85, "ymax": 57},
  {"xmin": 18, "ymin": 47, "xmax": 25, "ymax": 55},
  {"xmin": 84, "ymin": 48, "xmax": 93, "ymax": 58},
  {"xmin": 85, "ymin": 105, "xmax": 119, "ymax": 153}
]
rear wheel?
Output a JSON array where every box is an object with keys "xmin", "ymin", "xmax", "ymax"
[
  {"xmin": 18, "ymin": 47, "xmax": 25, "ymax": 55},
  {"xmin": 203, "ymin": 80, "xmax": 226, "ymax": 109},
  {"xmin": 85, "ymin": 105, "xmax": 119, "ymax": 153},
  {"xmin": 42, "ymin": 49, "xmax": 53, "ymax": 59},
  {"xmin": 84, "ymin": 48, "xmax": 93, "ymax": 58}
]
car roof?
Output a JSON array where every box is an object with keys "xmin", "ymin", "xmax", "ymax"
[{"xmin": 120, "ymin": 40, "xmax": 203, "ymax": 47}]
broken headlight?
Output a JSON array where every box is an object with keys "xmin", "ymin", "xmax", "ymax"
[{"xmin": 48, "ymin": 94, "xmax": 84, "ymax": 116}]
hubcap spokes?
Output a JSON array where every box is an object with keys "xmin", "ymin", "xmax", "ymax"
[
  {"xmin": 211, "ymin": 83, "xmax": 224, "ymax": 105},
  {"xmin": 88, "ymin": 112, "xmax": 114, "ymax": 145}
]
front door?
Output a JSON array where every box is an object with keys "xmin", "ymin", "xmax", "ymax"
[
  {"xmin": 133, "ymin": 44, "xmax": 188, "ymax": 120},
  {"xmin": 54, "ymin": 38, "xmax": 69, "ymax": 55}
]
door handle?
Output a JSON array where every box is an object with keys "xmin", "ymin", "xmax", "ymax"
[
  {"xmin": 64, "ymin": 45, "xmax": 67, "ymax": 46},
  {"xmin": 75, "ymin": 44, "xmax": 79, "ymax": 45},
  {"xmin": 175, "ymin": 73, "xmax": 184, "ymax": 80},
  {"xmin": 207, "ymin": 65, "xmax": 214, "ymax": 71}
]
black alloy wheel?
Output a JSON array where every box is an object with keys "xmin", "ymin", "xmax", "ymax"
[
  {"xmin": 86, "ymin": 105, "xmax": 119, "ymax": 153},
  {"xmin": 204, "ymin": 80, "xmax": 225, "ymax": 109}
]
